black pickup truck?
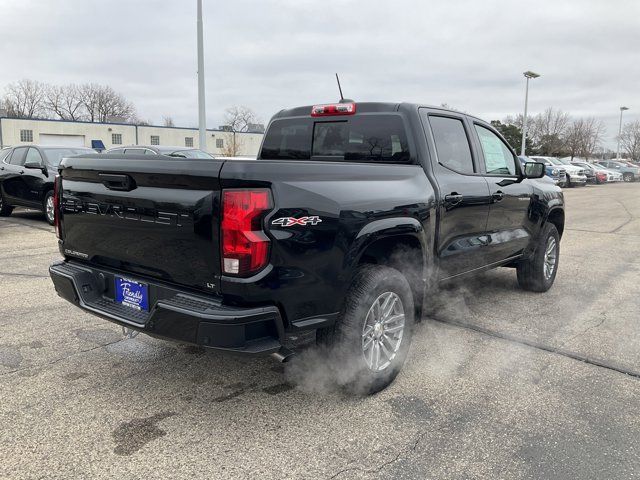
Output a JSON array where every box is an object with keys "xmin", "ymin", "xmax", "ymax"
[{"xmin": 49, "ymin": 102, "xmax": 564, "ymax": 394}]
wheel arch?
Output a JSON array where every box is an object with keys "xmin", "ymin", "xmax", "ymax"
[
  {"xmin": 546, "ymin": 207, "xmax": 565, "ymax": 238},
  {"xmin": 347, "ymin": 217, "xmax": 429, "ymax": 317}
]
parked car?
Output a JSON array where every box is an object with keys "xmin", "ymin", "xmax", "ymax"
[
  {"xmin": 550, "ymin": 157, "xmax": 589, "ymax": 186},
  {"xmin": 571, "ymin": 161, "xmax": 611, "ymax": 184},
  {"xmin": 50, "ymin": 102, "xmax": 564, "ymax": 394},
  {"xmin": 529, "ymin": 155, "xmax": 587, "ymax": 187},
  {"xmin": 105, "ymin": 145, "xmax": 214, "ymax": 159},
  {"xmin": 519, "ymin": 156, "xmax": 565, "ymax": 186},
  {"xmin": 0, "ymin": 145, "xmax": 94, "ymax": 225},
  {"xmin": 595, "ymin": 160, "xmax": 640, "ymax": 182}
]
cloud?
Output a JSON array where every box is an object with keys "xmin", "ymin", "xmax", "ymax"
[{"xmin": 0, "ymin": 0, "xmax": 637, "ymax": 146}]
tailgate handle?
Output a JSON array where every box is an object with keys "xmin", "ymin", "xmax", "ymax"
[{"xmin": 99, "ymin": 173, "xmax": 136, "ymax": 191}]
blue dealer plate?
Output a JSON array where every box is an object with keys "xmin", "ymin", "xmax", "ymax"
[{"xmin": 115, "ymin": 277, "xmax": 149, "ymax": 311}]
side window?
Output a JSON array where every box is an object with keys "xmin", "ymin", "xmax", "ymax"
[
  {"xmin": 25, "ymin": 148, "xmax": 44, "ymax": 165},
  {"xmin": 9, "ymin": 147, "xmax": 28, "ymax": 166},
  {"xmin": 428, "ymin": 116, "xmax": 474, "ymax": 174},
  {"xmin": 108, "ymin": 148, "xmax": 125, "ymax": 155},
  {"xmin": 474, "ymin": 125, "xmax": 517, "ymax": 176},
  {"xmin": 124, "ymin": 148, "xmax": 145, "ymax": 154}
]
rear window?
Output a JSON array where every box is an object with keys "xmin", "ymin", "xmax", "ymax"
[
  {"xmin": 43, "ymin": 148, "xmax": 93, "ymax": 166},
  {"xmin": 260, "ymin": 115, "xmax": 411, "ymax": 163}
]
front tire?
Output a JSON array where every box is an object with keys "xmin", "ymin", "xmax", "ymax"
[
  {"xmin": 565, "ymin": 174, "xmax": 573, "ymax": 187},
  {"xmin": 43, "ymin": 191, "xmax": 55, "ymax": 226},
  {"xmin": 623, "ymin": 173, "xmax": 633, "ymax": 182},
  {"xmin": 0, "ymin": 192, "xmax": 13, "ymax": 217},
  {"xmin": 316, "ymin": 265, "xmax": 415, "ymax": 395},
  {"xmin": 517, "ymin": 223, "xmax": 560, "ymax": 292}
]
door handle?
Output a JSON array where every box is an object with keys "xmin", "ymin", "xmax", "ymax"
[
  {"xmin": 99, "ymin": 173, "xmax": 136, "ymax": 191},
  {"xmin": 444, "ymin": 193, "xmax": 463, "ymax": 205},
  {"xmin": 19, "ymin": 170, "xmax": 24, "ymax": 174},
  {"xmin": 492, "ymin": 191, "xmax": 504, "ymax": 202}
]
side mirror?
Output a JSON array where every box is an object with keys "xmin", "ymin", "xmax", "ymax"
[
  {"xmin": 24, "ymin": 160, "xmax": 43, "ymax": 170},
  {"xmin": 523, "ymin": 162, "xmax": 545, "ymax": 179}
]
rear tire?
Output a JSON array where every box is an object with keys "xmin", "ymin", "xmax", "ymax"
[
  {"xmin": 316, "ymin": 265, "xmax": 415, "ymax": 395},
  {"xmin": 43, "ymin": 191, "xmax": 55, "ymax": 226},
  {"xmin": 517, "ymin": 223, "xmax": 560, "ymax": 292},
  {"xmin": 0, "ymin": 192, "xmax": 13, "ymax": 217},
  {"xmin": 623, "ymin": 173, "xmax": 633, "ymax": 182}
]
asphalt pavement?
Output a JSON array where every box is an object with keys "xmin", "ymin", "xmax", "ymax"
[{"xmin": 1, "ymin": 183, "xmax": 639, "ymax": 479}]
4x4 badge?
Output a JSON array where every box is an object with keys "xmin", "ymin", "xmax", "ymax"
[{"xmin": 272, "ymin": 216, "xmax": 322, "ymax": 227}]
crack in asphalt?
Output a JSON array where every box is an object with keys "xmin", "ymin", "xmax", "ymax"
[
  {"xmin": 0, "ymin": 218, "xmax": 53, "ymax": 233},
  {"xmin": 0, "ymin": 271, "xmax": 49, "ymax": 279},
  {"xmin": 0, "ymin": 338, "xmax": 126, "ymax": 377},
  {"xmin": 430, "ymin": 317, "xmax": 640, "ymax": 380},
  {"xmin": 327, "ymin": 424, "xmax": 449, "ymax": 479},
  {"xmin": 610, "ymin": 199, "xmax": 636, "ymax": 234},
  {"xmin": 566, "ymin": 312, "xmax": 608, "ymax": 344}
]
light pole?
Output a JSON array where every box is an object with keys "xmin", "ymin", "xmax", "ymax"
[
  {"xmin": 616, "ymin": 106, "xmax": 629, "ymax": 159},
  {"xmin": 520, "ymin": 71, "xmax": 540, "ymax": 156},
  {"xmin": 197, "ymin": 0, "xmax": 207, "ymax": 151}
]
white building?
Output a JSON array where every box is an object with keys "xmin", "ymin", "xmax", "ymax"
[{"xmin": 0, "ymin": 117, "xmax": 264, "ymax": 156}]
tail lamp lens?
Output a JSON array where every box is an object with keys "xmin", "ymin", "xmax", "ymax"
[
  {"xmin": 53, "ymin": 175, "xmax": 61, "ymax": 239},
  {"xmin": 221, "ymin": 189, "xmax": 272, "ymax": 276}
]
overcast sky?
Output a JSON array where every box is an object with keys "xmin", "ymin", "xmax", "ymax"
[{"xmin": 1, "ymin": 0, "xmax": 638, "ymax": 148}]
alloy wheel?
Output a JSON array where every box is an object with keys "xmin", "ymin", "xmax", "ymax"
[
  {"xmin": 46, "ymin": 195, "xmax": 55, "ymax": 224},
  {"xmin": 361, "ymin": 291, "xmax": 405, "ymax": 372},
  {"xmin": 543, "ymin": 236, "xmax": 558, "ymax": 280}
]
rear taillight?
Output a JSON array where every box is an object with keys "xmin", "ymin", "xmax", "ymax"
[
  {"xmin": 221, "ymin": 189, "xmax": 272, "ymax": 276},
  {"xmin": 53, "ymin": 175, "xmax": 61, "ymax": 239},
  {"xmin": 311, "ymin": 102, "xmax": 356, "ymax": 117}
]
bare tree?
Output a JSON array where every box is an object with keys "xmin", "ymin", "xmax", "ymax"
[
  {"xmin": 530, "ymin": 108, "xmax": 570, "ymax": 156},
  {"xmin": 45, "ymin": 84, "xmax": 85, "ymax": 121},
  {"xmin": 162, "ymin": 116, "xmax": 175, "ymax": 127},
  {"xmin": 96, "ymin": 86, "xmax": 135, "ymax": 122},
  {"xmin": 223, "ymin": 106, "xmax": 258, "ymax": 132},
  {"xmin": 620, "ymin": 120, "xmax": 640, "ymax": 161},
  {"xmin": 220, "ymin": 133, "xmax": 244, "ymax": 157},
  {"xmin": 563, "ymin": 118, "xmax": 605, "ymax": 159},
  {"xmin": 78, "ymin": 83, "xmax": 101, "ymax": 122},
  {"xmin": 3, "ymin": 79, "xmax": 46, "ymax": 118},
  {"xmin": 79, "ymin": 83, "xmax": 134, "ymax": 123},
  {"xmin": 581, "ymin": 117, "xmax": 605, "ymax": 159}
]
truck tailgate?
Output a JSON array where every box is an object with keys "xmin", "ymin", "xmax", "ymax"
[{"xmin": 59, "ymin": 155, "xmax": 224, "ymax": 293}]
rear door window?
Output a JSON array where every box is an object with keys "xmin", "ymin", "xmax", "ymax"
[
  {"xmin": 428, "ymin": 116, "xmax": 475, "ymax": 174},
  {"xmin": 25, "ymin": 148, "xmax": 44, "ymax": 165},
  {"xmin": 260, "ymin": 114, "xmax": 411, "ymax": 163},
  {"xmin": 9, "ymin": 147, "xmax": 28, "ymax": 166}
]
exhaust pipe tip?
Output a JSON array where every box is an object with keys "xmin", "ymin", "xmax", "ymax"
[{"xmin": 271, "ymin": 347, "xmax": 294, "ymax": 363}]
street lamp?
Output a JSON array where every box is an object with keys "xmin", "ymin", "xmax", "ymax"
[
  {"xmin": 520, "ymin": 70, "xmax": 540, "ymax": 156},
  {"xmin": 616, "ymin": 106, "xmax": 629, "ymax": 159},
  {"xmin": 197, "ymin": 0, "xmax": 207, "ymax": 151}
]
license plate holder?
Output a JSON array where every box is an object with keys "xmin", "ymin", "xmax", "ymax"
[{"xmin": 115, "ymin": 276, "xmax": 149, "ymax": 311}]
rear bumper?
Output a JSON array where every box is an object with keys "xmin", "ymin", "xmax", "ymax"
[{"xmin": 49, "ymin": 261, "xmax": 285, "ymax": 355}]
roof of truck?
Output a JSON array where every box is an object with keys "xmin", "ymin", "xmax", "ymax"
[{"xmin": 271, "ymin": 101, "xmax": 487, "ymax": 123}]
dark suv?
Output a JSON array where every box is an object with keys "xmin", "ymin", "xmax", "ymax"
[{"xmin": 0, "ymin": 145, "xmax": 94, "ymax": 224}]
